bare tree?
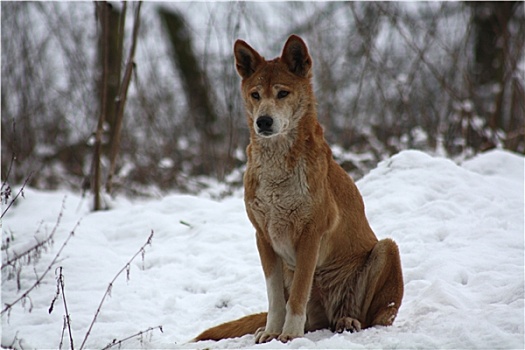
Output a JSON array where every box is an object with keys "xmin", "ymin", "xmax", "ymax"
[
  {"xmin": 158, "ymin": 7, "xmax": 224, "ymax": 180},
  {"xmin": 106, "ymin": 2, "xmax": 143, "ymax": 194},
  {"xmin": 468, "ymin": 1, "xmax": 524, "ymax": 151},
  {"xmin": 2, "ymin": 2, "xmax": 523, "ymax": 195},
  {"xmin": 91, "ymin": 1, "xmax": 142, "ymax": 210}
]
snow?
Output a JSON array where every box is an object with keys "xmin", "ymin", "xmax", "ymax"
[{"xmin": 2, "ymin": 149, "xmax": 524, "ymax": 349}]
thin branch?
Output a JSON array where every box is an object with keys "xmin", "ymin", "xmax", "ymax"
[
  {"xmin": 79, "ymin": 230, "xmax": 154, "ymax": 350},
  {"xmin": 1, "ymin": 153, "xmax": 16, "ymax": 195},
  {"xmin": 106, "ymin": 1, "xmax": 142, "ymax": 194},
  {"xmin": 1, "ymin": 172, "xmax": 34, "ymax": 220},
  {"xmin": 1, "ymin": 219, "xmax": 80, "ymax": 315},
  {"xmin": 49, "ymin": 267, "xmax": 74, "ymax": 350},
  {"xmin": 59, "ymin": 315, "xmax": 67, "ymax": 350},
  {"xmin": 1, "ymin": 120, "xmax": 19, "ymax": 203},
  {"xmin": 2, "ymin": 196, "xmax": 66, "ymax": 270},
  {"xmin": 101, "ymin": 325, "xmax": 163, "ymax": 350},
  {"xmin": 376, "ymin": 3, "xmax": 464, "ymax": 102}
]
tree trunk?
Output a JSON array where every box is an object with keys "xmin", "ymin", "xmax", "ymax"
[
  {"xmin": 98, "ymin": 2, "xmax": 124, "ymax": 141},
  {"xmin": 106, "ymin": 2, "xmax": 142, "ymax": 194},
  {"xmin": 468, "ymin": 1, "xmax": 519, "ymax": 150},
  {"xmin": 92, "ymin": 2, "xmax": 125, "ymax": 210},
  {"xmin": 158, "ymin": 8, "xmax": 223, "ymax": 179},
  {"xmin": 92, "ymin": 2, "xmax": 112, "ymax": 211}
]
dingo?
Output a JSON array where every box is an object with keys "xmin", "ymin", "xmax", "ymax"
[{"xmin": 194, "ymin": 35, "xmax": 404, "ymax": 343}]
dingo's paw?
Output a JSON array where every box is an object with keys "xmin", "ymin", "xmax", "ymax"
[
  {"xmin": 255, "ymin": 327, "xmax": 280, "ymax": 344},
  {"xmin": 277, "ymin": 333, "xmax": 301, "ymax": 343},
  {"xmin": 335, "ymin": 317, "xmax": 362, "ymax": 333}
]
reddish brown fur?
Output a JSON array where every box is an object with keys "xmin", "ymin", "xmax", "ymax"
[
  {"xmin": 193, "ymin": 313, "xmax": 267, "ymax": 342},
  {"xmin": 194, "ymin": 35, "xmax": 403, "ymax": 344}
]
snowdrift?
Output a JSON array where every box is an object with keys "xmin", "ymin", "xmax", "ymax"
[{"xmin": 2, "ymin": 150, "xmax": 523, "ymax": 349}]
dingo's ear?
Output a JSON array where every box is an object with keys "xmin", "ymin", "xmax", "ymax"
[
  {"xmin": 234, "ymin": 40, "xmax": 265, "ymax": 79},
  {"xmin": 281, "ymin": 35, "xmax": 312, "ymax": 78}
]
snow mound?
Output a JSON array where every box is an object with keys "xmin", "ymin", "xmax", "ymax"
[{"xmin": 2, "ymin": 150, "xmax": 523, "ymax": 349}]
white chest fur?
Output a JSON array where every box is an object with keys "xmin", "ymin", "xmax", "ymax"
[{"xmin": 247, "ymin": 157, "xmax": 312, "ymax": 268}]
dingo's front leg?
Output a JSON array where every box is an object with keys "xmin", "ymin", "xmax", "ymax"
[
  {"xmin": 255, "ymin": 233, "xmax": 286, "ymax": 343},
  {"xmin": 278, "ymin": 235, "xmax": 320, "ymax": 342}
]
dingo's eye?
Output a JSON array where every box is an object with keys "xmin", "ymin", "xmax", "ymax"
[
  {"xmin": 251, "ymin": 92, "xmax": 260, "ymax": 100},
  {"xmin": 277, "ymin": 91, "xmax": 289, "ymax": 99}
]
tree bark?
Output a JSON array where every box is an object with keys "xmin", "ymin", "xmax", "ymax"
[
  {"xmin": 92, "ymin": 2, "xmax": 111, "ymax": 211},
  {"xmin": 106, "ymin": 2, "xmax": 142, "ymax": 194}
]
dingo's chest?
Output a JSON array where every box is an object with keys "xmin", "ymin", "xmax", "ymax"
[{"xmin": 246, "ymin": 159, "xmax": 312, "ymax": 266}]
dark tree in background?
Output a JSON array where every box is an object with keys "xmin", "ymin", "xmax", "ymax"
[
  {"xmin": 158, "ymin": 8, "xmax": 224, "ymax": 180},
  {"xmin": 468, "ymin": 1, "xmax": 523, "ymax": 151},
  {"xmin": 97, "ymin": 2, "xmax": 124, "ymax": 144},
  {"xmin": 91, "ymin": 1, "xmax": 142, "ymax": 210},
  {"xmin": 91, "ymin": 1, "xmax": 119, "ymax": 210},
  {"xmin": 1, "ymin": 2, "xmax": 523, "ymax": 200}
]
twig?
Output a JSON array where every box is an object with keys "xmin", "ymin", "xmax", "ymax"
[
  {"xmin": 49, "ymin": 267, "xmax": 74, "ymax": 350},
  {"xmin": 376, "ymin": 3, "xmax": 464, "ymax": 103},
  {"xmin": 79, "ymin": 230, "xmax": 154, "ymax": 350},
  {"xmin": 1, "ymin": 153, "xmax": 16, "ymax": 198},
  {"xmin": 59, "ymin": 315, "xmax": 67, "ymax": 350},
  {"xmin": 1, "ymin": 171, "xmax": 34, "ymax": 220},
  {"xmin": 1, "ymin": 120, "xmax": 19, "ymax": 204},
  {"xmin": 179, "ymin": 220, "xmax": 192, "ymax": 228},
  {"xmin": 2, "ymin": 196, "xmax": 66, "ymax": 271},
  {"xmin": 101, "ymin": 325, "xmax": 163, "ymax": 350},
  {"xmin": 1, "ymin": 220, "xmax": 80, "ymax": 315}
]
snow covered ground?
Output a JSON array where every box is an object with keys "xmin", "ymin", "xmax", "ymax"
[{"xmin": 2, "ymin": 149, "xmax": 524, "ymax": 349}]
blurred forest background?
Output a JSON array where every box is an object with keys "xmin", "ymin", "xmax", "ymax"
[{"xmin": 1, "ymin": 1, "xmax": 524, "ymax": 204}]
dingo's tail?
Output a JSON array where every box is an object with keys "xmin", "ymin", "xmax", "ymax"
[{"xmin": 193, "ymin": 312, "xmax": 267, "ymax": 342}]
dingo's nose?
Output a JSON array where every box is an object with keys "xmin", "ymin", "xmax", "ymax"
[{"xmin": 256, "ymin": 116, "xmax": 274, "ymax": 135}]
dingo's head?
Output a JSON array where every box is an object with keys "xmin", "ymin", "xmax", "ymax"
[{"xmin": 234, "ymin": 35, "xmax": 314, "ymax": 139}]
